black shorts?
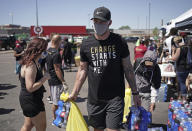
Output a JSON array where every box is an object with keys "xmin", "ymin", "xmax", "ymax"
[
  {"xmin": 87, "ymin": 96, "xmax": 124, "ymax": 130},
  {"xmin": 19, "ymin": 94, "xmax": 45, "ymax": 117}
]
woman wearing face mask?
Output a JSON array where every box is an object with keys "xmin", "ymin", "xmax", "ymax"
[
  {"xmin": 19, "ymin": 38, "xmax": 50, "ymax": 131},
  {"xmin": 69, "ymin": 6, "xmax": 141, "ymax": 131}
]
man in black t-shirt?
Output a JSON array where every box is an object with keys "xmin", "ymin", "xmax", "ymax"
[
  {"xmin": 13, "ymin": 43, "xmax": 24, "ymax": 75},
  {"xmin": 46, "ymin": 35, "xmax": 68, "ymax": 120},
  {"xmin": 63, "ymin": 38, "xmax": 72, "ymax": 69},
  {"xmin": 68, "ymin": 7, "xmax": 141, "ymax": 131}
]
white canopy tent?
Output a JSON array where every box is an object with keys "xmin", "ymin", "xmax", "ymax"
[{"xmin": 165, "ymin": 8, "xmax": 192, "ymax": 36}]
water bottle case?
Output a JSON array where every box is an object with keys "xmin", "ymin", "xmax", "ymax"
[
  {"xmin": 123, "ymin": 106, "xmax": 152, "ymax": 131},
  {"xmin": 53, "ymin": 100, "xmax": 71, "ymax": 128},
  {"xmin": 168, "ymin": 100, "xmax": 192, "ymax": 131}
]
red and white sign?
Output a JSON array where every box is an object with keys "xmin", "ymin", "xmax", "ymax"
[
  {"xmin": 34, "ymin": 26, "xmax": 43, "ymax": 35},
  {"xmin": 30, "ymin": 26, "xmax": 87, "ymax": 37}
]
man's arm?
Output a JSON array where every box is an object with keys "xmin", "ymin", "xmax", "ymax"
[
  {"xmin": 14, "ymin": 50, "xmax": 24, "ymax": 57},
  {"xmin": 122, "ymin": 56, "xmax": 141, "ymax": 106},
  {"xmin": 122, "ymin": 56, "xmax": 138, "ymax": 93},
  {"xmin": 54, "ymin": 64, "xmax": 65, "ymax": 83},
  {"xmin": 69, "ymin": 61, "xmax": 88, "ymax": 100}
]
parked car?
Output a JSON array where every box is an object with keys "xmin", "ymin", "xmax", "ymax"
[
  {"xmin": 0, "ymin": 35, "xmax": 16, "ymax": 50},
  {"xmin": 124, "ymin": 37, "xmax": 139, "ymax": 43}
]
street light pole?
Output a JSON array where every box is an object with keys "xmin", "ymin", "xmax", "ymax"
[
  {"xmin": 146, "ymin": 16, "xmax": 148, "ymax": 36},
  {"xmin": 88, "ymin": 13, "xmax": 91, "ymax": 28},
  {"xmin": 36, "ymin": 0, "xmax": 39, "ymax": 27},
  {"xmin": 36, "ymin": 0, "xmax": 39, "ymax": 36},
  {"xmin": 11, "ymin": 13, "xmax": 13, "ymax": 25},
  {"xmin": 148, "ymin": 2, "xmax": 151, "ymax": 37},
  {"xmin": 137, "ymin": 16, "xmax": 140, "ymax": 29},
  {"xmin": 9, "ymin": 12, "xmax": 13, "ymax": 24}
]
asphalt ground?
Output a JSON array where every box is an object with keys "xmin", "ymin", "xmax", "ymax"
[{"xmin": 0, "ymin": 43, "xmax": 168, "ymax": 131}]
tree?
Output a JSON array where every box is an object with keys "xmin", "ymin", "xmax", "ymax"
[
  {"xmin": 152, "ymin": 27, "xmax": 159, "ymax": 37},
  {"xmin": 119, "ymin": 25, "xmax": 131, "ymax": 30}
]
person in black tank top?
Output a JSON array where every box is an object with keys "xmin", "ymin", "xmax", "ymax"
[
  {"xmin": 19, "ymin": 60, "xmax": 45, "ymax": 116},
  {"xmin": 167, "ymin": 36, "xmax": 191, "ymax": 100},
  {"xmin": 19, "ymin": 38, "xmax": 50, "ymax": 131}
]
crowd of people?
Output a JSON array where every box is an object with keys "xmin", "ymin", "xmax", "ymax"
[
  {"xmin": 135, "ymin": 30, "xmax": 192, "ymax": 100},
  {"xmin": 14, "ymin": 6, "xmax": 192, "ymax": 131},
  {"xmin": 158, "ymin": 28, "xmax": 192, "ymax": 101},
  {"xmin": 13, "ymin": 35, "xmax": 76, "ymax": 130}
]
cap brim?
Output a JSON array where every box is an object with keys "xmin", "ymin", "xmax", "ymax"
[{"xmin": 90, "ymin": 16, "xmax": 108, "ymax": 21}]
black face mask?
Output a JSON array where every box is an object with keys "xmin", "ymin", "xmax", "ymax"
[
  {"xmin": 145, "ymin": 65, "xmax": 154, "ymax": 71},
  {"xmin": 141, "ymin": 60, "xmax": 154, "ymax": 71},
  {"xmin": 142, "ymin": 65, "xmax": 154, "ymax": 81}
]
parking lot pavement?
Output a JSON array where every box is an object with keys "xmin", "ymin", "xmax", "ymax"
[
  {"xmin": 0, "ymin": 43, "xmax": 168, "ymax": 131},
  {"xmin": 0, "ymin": 50, "xmax": 14, "ymax": 54}
]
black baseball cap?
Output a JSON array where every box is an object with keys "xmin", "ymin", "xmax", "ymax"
[{"xmin": 91, "ymin": 6, "xmax": 111, "ymax": 21}]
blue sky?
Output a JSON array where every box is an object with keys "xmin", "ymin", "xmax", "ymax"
[{"xmin": 0, "ymin": 0, "xmax": 192, "ymax": 29}]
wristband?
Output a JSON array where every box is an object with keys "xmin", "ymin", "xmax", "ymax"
[
  {"xmin": 132, "ymin": 92, "xmax": 139, "ymax": 95},
  {"xmin": 62, "ymin": 81, "xmax": 67, "ymax": 85}
]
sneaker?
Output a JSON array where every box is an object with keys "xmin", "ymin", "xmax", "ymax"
[
  {"xmin": 47, "ymin": 96, "xmax": 51, "ymax": 101},
  {"xmin": 167, "ymin": 80, "xmax": 171, "ymax": 85},
  {"xmin": 48, "ymin": 100, "xmax": 53, "ymax": 104}
]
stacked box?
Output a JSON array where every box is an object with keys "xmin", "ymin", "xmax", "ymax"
[
  {"xmin": 157, "ymin": 83, "xmax": 168, "ymax": 102},
  {"xmin": 124, "ymin": 106, "xmax": 152, "ymax": 131},
  {"xmin": 168, "ymin": 100, "xmax": 192, "ymax": 131},
  {"xmin": 147, "ymin": 127, "xmax": 163, "ymax": 131}
]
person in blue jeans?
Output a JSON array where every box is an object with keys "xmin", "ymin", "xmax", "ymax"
[{"xmin": 167, "ymin": 36, "xmax": 192, "ymax": 100}]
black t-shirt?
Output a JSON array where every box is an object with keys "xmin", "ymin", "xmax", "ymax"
[
  {"xmin": 63, "ymin": 42, "xmax": 72, "ymax": 57},
  {"xmin": 80, "ymin": 32, "xmax": 130, "ymax": 104},
  {"xmin": 46, "ymin": 48, "xmax": 64, "ymax": 86},
  {"xmin": 14, "ymin": 46, "xmax": 24, "ymax": 61}
]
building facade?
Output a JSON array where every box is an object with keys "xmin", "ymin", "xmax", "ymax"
[{"xmin": 30, "ymin": 26, "xmax": 87, "ymax": 38}]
